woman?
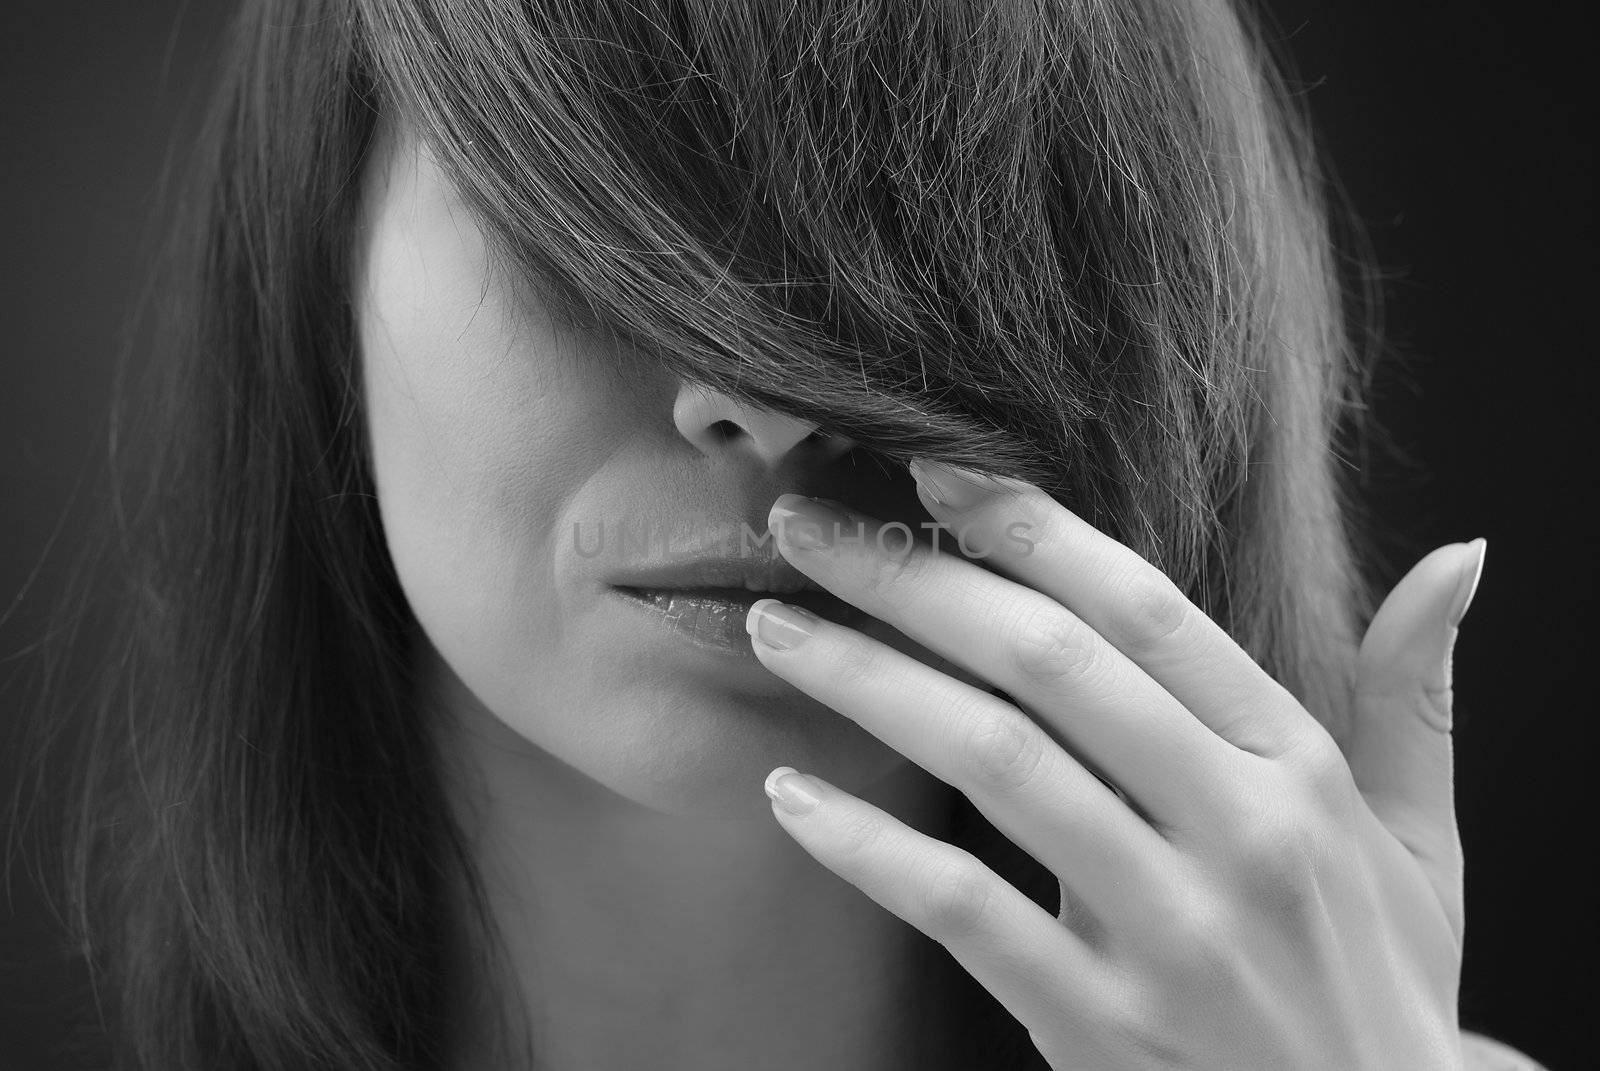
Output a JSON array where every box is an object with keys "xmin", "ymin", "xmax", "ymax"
[{"xmin": 34, "ymin": 0, "xmax": 1545, "ymax": 1067}]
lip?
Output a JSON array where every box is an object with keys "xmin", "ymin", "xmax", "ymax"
[
  {"xmin": 607, "ymin": 545, "xmax": 866, "ymax": 657},
  {"xmin": 613, "ymin": 585, "xmax": 868, "ymax": 656},
  {"xmin": 608, "ymin": 552, "xmax": 824, "ymax": 596}
]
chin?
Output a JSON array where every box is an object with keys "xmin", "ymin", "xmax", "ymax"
[{"xmin": 577, "ymin": 682, "xmax": 906, "ymax": 820}]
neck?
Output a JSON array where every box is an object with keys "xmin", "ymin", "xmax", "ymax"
[{"xmin": 425, "ymin": 654, "xmax": 970, "ymax": 1071}]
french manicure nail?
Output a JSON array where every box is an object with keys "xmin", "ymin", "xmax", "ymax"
[
  {"xmin": 1448, "ymin": 538, "xmax": 1487, "ymax": 628},
  {"xmin": 764, "ymin": 766, "xmax": 822, "ymax": 816},
  {"xmin": 746, "ymin": 598, "xmax": 818, "ymax": 651},
  {"xmin": 769, "ymin": 494, "xmax": 839, "ymax": 550},
  {"xmin": 908, "ymin": 458, "xmax": 1005, "ymax": 510}
]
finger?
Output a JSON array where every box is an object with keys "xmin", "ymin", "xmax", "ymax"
[
  {"xmin": 745, "ymin": 597, "xmax": 1187, "ymax": 929},
  {"xmin": 761, "ymin": 765, "xmax": 1114, "ymax": 1041},
  {"xmin": 769, "ymin": 493, "xmax": 1249, "ymax": 831},
  {"xmin": 908, "ymin": 458, "xmax": 1312, "ymax": 758},
  {"xmin": 1348, "ymin": 539, "xmax": 1485, "ymax": 935}
]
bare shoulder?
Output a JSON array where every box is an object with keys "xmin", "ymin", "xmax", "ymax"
[{"xmin": 1462, "ymin": 1031, "xmax": 1549, "ymax": 1071}]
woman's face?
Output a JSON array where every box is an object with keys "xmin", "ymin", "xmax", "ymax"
[{"xmin": 354, "ymin": 122, "xmax": 961, "ymax": 818}]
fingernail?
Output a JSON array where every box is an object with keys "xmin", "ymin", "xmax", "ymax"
[
  {"xmin": 769, "ymin": 493, "xmax": 841, "ymax": 550},
  {"xmin": 746, "ymin": 598, "xmax": 818, "ymax": 651},
  {"xmin": 1448, "ymin": 538, "xmax": 1487, "ymax": 628},
  {"xmin": 908, "ymin": 458, "xmax": 1006, "ymax": 510},
  {"xmin": 764, "ymin": 766, "xmax": 821, "ymax": 816}
]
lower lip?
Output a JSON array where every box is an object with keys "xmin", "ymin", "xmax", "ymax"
[{"xmin": 613, "ymin": 586, "xmax": 869, "ymax": 656}]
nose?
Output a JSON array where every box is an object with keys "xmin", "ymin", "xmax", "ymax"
[{"xmin": 672, "ymin": 382, "xmax": 855, "ymax": 467}]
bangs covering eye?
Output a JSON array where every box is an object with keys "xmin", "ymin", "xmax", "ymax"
[
  {"xmin": 357, "ymin": 0, "xmax": 1102, "ymax": 479},
  {"xmin": 354, "ymin": 0, "xmax": 1364, "ymax": 699}
]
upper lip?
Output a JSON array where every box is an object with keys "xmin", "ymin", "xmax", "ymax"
[{"xmin": 609, "ymin": 550, "xmax": 822, "ymax": 596}]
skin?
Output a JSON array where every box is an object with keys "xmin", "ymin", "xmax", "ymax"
[
  {"xmin": 355, "ymin": 117, "xmax": 1494, "ymax": 1068},
  {"xmin": 355, "ymin": 120, "xmax": 977, "ymax": 1070},
  {"xmin": 751, "ymin": 479, "xmax": 1485, "ymax": 1069}
]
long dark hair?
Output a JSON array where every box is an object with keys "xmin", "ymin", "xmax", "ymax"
[{"xmin": 26, "ymin": 0, "xmax": 1372, "ymax": 1066}]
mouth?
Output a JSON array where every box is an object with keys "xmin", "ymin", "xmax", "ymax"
[
  {"xmin": 612, "ymin": 583, "xmax": 868, "ymax": 656},
  {"xmin": 605, "ymin": 538, "xmax": 871, "ymax": 657}
]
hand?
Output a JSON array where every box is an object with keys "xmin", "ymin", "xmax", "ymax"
[{"xmin": 747, "ymin": 460, "xmax": 1485, "ymax": 1070}]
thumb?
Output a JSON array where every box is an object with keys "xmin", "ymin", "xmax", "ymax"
[{"xmin": 1348, "ymin": 539, "xmax": 1486, "ymax": 933}]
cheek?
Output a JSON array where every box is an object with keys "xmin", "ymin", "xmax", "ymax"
[
  {"xmin": 348, "ymin": 146, "xmax": 918, "ymax": 816},
  {"xmin": 356, "ymin": 230, "xmax": 627, "ymax": 718}
]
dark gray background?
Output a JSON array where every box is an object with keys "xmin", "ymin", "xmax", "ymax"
[{"xmin": 3, "ymin": 2, "xmax": 1591, "ymax": 1067}]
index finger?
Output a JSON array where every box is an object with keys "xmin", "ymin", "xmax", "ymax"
[
  {"xmin": 908, "ymin": 459, "xmax": 1317, "ymax": 760},
  {"xmin": 767, "ymin": 493, "xmax": 1247, "ymax": 830}
]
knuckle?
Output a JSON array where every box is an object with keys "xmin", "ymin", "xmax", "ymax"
[
  {"xmin": 1108, "ymin": 568, "xmax": 1191, "ymax": 654},
  {"xmin": 1281, "ymin": 728, "xmax": 1356, "ymax": 811},
  {"xmin": 1017, "ymin": 503, "xmax": 1075, "ymax": 557},
  {"xmin": 918, "ymin": 854, "xmax": 995, "ymax": 936},
  {"xmin": 827, "ymin": 634, "xmax": 883, "ymax": 688},
  {"xmin": 1418, "ymin": 685, "xmax": 1454, "ymax": 732},
  {"xmin": 1009, "ymin": 603, "xmax": 1099, "ymax": 688},
  {"xmin": 859, "ymin": 537, "xmax": 929, "ymax": 611},
  {"xmin": 960, "ymin": 713, "xmax": 1047, "ymax": 792},
  {"xmin": 831, "ymin": 809, "xmax": 889, "ymax": 861}
]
